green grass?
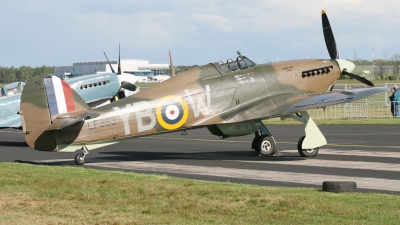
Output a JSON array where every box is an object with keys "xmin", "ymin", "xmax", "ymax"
[
  {"xmin": 0, "ymin": 163, "xmax": 399, "ymax": 224},
  {"xmin": 352, "ymin": 65, "xmax": 371, "ymax": 75}
]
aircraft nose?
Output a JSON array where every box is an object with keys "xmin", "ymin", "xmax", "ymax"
[
  {"xmin": 335, "ymin": 59, "xmax": 355, "ymax": 73},
  {"xmin": 118, "ymin": 73, "xmax": 138, "ymax": 85}
]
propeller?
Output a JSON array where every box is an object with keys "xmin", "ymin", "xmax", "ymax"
[
  {"xmin": 342, "ymin": 70, "xmax": 375, "ymax": 87},
  {"xmin": 322, "ymin": 10, "xmax": 339, "ymax": 60},
  {"xmin": 169, "ymin": 50, "xmax": 176, "ymax": 77},
  {"xmin": 103, "ymin": 43, "xmax": 138, "ymax": 94},
  {"xmin": 121, "ymin": 81, "xmax": 137, "ymax": 91},
  {"xmin": 103, "ymin": 51, "xmax": 116, "ymax": 74},
  {"xmin": 322, "ymin": 10, "xmax": 375, "ymax": 87},
  {"xmin": 117, "ymin": 42, "xmax": 121, "ymax": 75}
]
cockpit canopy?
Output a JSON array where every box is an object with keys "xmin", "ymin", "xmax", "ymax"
[
  {"xmin": 0, "ymin": 82, "xmax": 25, "ymax": 97},
  {"xmin": 212, "ymin": 55, "xmax": 256, "ymax": 74}
]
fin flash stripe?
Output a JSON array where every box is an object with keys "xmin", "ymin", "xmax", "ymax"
[
  {"xmin": 44, "ymin": 76, "xmax": 75, "ymax": 116},
  {"xmin": 61, "ymin": 80, "xmax": 75, "ymax": 112}
]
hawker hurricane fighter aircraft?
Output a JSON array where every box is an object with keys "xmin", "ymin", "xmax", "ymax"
[{"xmin": 19, "ymin": 11, "xmax": 388, "ymax": 165}]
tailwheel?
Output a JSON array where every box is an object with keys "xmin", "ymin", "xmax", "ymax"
[
  {"xmin": 255, "ymin": 136, "xmax": 276, "ymax": 156},
  {"xmin": 74, "ymin": 146, "xmax": 89, "ymax": 165},
  {"xmin": 74, "ymin": 153, "xmax": 85, "ymax": 165},
  {"xmin": 297, "ymin": 136, "xmax": 319, "ymax": 157}
]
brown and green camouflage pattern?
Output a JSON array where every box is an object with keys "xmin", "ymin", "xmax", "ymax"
[{"xmin": 20, "ymin": 57, "xmax": 388, "ymax": 152}]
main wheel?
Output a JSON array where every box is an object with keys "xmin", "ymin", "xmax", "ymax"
[
  {"xmin": 297, "ymin": 136, "xmax": 319, "ymax": 157},
  {"xmin": 74, "ymin": 153, "xmax": 85, "ymax": 165},
  {"xmin": 256, "ymin": 136, "xmax": 276, "ymax": 156}
]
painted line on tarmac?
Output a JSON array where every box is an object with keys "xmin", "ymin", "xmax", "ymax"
[
  {"xmin": 274, "ymin": 142, "xmax": 400, "ymax": 149},
  {"xmin": 314, "ymin": 133, "xmax": 400, "ymax": 136},
  {"xmin": 164, "ymin": 149, "xmax": 400, "ymax": 160},
  {"xmin": 226, "ymin": 159, "xmax": 400, "ymax": 172},
  {"xmin": 87, "ymin": 161, "xmax": 400, "ymax": 192},
  {"xmin": 283, "ymin": 149, "xmax": 400, "ymax": 158},
  {"xmin": 142, "ymin": 137, "xmax": 400, "ymax": 149},
  {"xmin": 0, "ymin": 130, "xmax": 21, "ymax": 133}
]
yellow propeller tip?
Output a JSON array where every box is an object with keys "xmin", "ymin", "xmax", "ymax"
[{"xmin": 322, "ymin": 10, "xmax": 326, "ymax": 14}]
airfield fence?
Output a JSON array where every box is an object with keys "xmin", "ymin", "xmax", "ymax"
[
  {"xmin": 307, "ymin": 82, "xmax": 398, "ymax": 118},
  {"xmin": 307, "ymin": 101, "xmax": 396, "ymax": 119}
]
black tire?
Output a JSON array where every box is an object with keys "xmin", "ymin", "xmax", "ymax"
[
  {"xmin": 256, "ymin": 136, "xmax": 276, "ymax": 156},
  {"xmin": 74, "ymin": 153, "xmax": 85, "ymax": 165},
  {"xmin": 297, "ymin": 136, "xmax": 319, "ymax": 157},
  {"xmin": 322, "ymin": 181, "xmax": 357, "ymax": 193},
  {"xmin": 252, "ymin": 136, "xmax": 261, "ymax": 151}
]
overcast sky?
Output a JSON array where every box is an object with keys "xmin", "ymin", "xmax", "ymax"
[{"xmin": 1, "ymin": 0, "xmax": 399, "ymax": 68}]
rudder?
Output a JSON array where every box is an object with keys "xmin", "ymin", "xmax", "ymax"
[{"xmin": 20, "ymin": 74, "xmax": 90, "ymax": 151}]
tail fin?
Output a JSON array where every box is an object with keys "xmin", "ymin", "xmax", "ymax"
[{"xmin": 20, "ymin": 74, "xmax": 98, "ymax": 151}]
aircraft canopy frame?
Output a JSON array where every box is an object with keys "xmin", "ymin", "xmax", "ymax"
[{"xmin": 212, "ymin": 55, "xmax": 256, "ymax": 74}]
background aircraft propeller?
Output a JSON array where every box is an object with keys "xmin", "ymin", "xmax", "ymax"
[
  {"xmin": 103, "ymin": 43, "xmax": 138, "ymax": 100},
  {"xmin": 103, "ymin": 51, "xmax": 116, "ymax": 74},
  {"xmin": 322, "ymin": 10, "xmax": 375, "ymax": 87},
  {"xmin": 117, "ymin": 43, "xmax": 122, "ymax": 75},
  {"xmin": 120, "ymin": 81, "xmax": 137, "ymax": 91}
]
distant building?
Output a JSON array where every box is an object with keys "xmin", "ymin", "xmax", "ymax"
[{"xmin": 53, "ymin": 59, "xmax": 170, "ymax": 82}]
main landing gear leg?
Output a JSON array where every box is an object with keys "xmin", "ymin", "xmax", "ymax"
[
  {"xmin": 74, "ymin": 146, "xmax": 89, "ymax": 165},
  {"xmin": 252, "ymin": 122, "xmax": 278, "ymax": 156},
  {"xmin": 282, "ymin": 111, "xmax": 327, "ymax": 157}
]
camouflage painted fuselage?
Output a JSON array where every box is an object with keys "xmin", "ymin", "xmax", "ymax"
[{"xmin": 20, "ymin": 58, "xmax": 341, "ymax": 152}]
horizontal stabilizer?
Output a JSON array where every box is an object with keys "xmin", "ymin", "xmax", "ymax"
[{"xmin": 47, "ymin": 111, "xmax": 100, "ymax": 130}]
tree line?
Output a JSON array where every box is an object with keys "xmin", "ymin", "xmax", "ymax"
[
  {"xmin": 175, "ymin": 65, "xmax": 199, "ymax": 74},
  {"xmin": 374, "ymin": 54, "xmax": 400, "ymax": 80},
  {"xmin": 0, "ymin": 66, "xmax": 54, "ymax": 84},
  {"xmin": 1, "ymin": 59, "xmax": 399, "ymax": 84}
]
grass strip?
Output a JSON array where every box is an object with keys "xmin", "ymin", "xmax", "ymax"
[{"xmin": 0, "ymin": 163, "xmax": 399, "ymax": 224}]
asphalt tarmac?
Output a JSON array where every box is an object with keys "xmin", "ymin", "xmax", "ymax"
[{"xmin": 1, "ymin": 125, "xmax": 400, "ymax": 195}]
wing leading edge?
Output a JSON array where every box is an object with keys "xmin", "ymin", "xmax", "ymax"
[
  {"xmin": 282, "ymin": 87, "xmax": 389, "ymax": 114},
  {"xmin": 189, "ymin": 87, "xmax": 389, "ymax": 127}
]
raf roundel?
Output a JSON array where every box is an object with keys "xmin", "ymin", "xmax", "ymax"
[{"xmin": 156, "ymin": 95, "xmax": 189, "ymax": 130}]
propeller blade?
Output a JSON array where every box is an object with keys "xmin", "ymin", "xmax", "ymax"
[
  {"xmin": 169, "ymin": 50, "xmax": 176, "ymax": 77},
  {"xmin": 120, "ymin": 81, "xmax": 137, "ymax": 91},
  {"xmin": 118, "ymin": 90, "xmax": 126, "ymax": 99},
  {"xmin": 342, "ymin": 71, "xmax": 375, "ymax": 87},
  {"xmin": 322, "ymin": 10, "xmax": 339, "ymax": 59},
  {"xmin": 103, "ymin": 52, "xmax": 116, "ymax": 74},
  {"xmin": 117, "ymin": 42, "xmax": 122, "ymax": 75}
]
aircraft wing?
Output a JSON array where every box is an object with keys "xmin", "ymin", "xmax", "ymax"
[
  {"xmin": 188, "ymin": 87, "xmax": 389, "ymax": 127},
  {"xmin": 277, "ymin": 87, "xmax": 389, "ymax": 115}
]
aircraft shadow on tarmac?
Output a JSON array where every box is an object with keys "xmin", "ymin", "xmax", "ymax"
[
  {"xmin": 15, "ymin": 150, "xmax": 306, "ymax": 167},
  {"xmin": 92, "ymin": 150, "xmax": 306, "ymax": 163},
  {"xmin": 0, "ymin": 141, "xmax": 28, "ymax": 147}
]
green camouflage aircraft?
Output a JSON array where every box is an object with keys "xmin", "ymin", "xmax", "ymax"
[{"xmin": 19, "ymin": 11, "xmax": 388, "ymax": 165}]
